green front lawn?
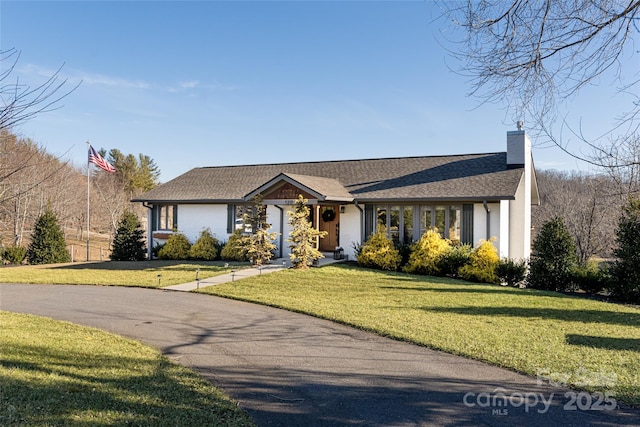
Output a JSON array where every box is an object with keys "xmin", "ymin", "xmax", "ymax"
[
  {"xmin": 198, "ymin": 264, "xmax": 640, "ymax": 407},
  {"xmin": 0, "ymin": 260, "xmax": 247, "ymax": 287},
  {"xmin": 0, "ymin": 311, "xmax": 254, "ymax": 426}
]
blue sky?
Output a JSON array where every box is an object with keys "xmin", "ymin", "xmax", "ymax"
[{"xmin": 1, "ymin": 1, "xmax": 634, "ymax": 181}]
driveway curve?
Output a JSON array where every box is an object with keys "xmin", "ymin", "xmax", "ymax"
[{"xmin": 1, "ymin": 284, "xmax": 638, "ymax": 426}]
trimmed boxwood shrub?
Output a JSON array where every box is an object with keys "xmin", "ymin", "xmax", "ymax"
[
  {"xmin": 403, "ymin": 228, "xmax": 451, "ymax": 276},
  {"xmin": 459, "ymin": 239, "xmax": 500, "ymax": 284},
  {"xmin": 496, "ymin": 258, "xmax": 528, "ymax": 287},
  {"xmin": 569, "ymin": 261, "xmax": 608, "ymax": 294},
  {"xmin": 189, "ymin": 228, "xmax": 220, "ymax": 261},
  {"xmin": 157, "ymin": 232, "xmax": 191, "ymax": 260},
  {"xmin": 356, "ymin": 226, "xmax": 402, "ymax": 271},
  {"xmin": 438, "ymin": 243, "xmax": 473, "ymax": 277},
  {"xmin": 220, "ymin": 229, "xmax": 250, "ymax": 262}
]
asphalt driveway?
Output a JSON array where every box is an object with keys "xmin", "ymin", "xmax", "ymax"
[{"xmin": 1, "ymin": 284, "xmax": 638, "ymax": 426}]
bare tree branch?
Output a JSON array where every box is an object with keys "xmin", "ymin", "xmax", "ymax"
[
  {"xmin": 0, "ymin": 48, "xmax": 81, "ymax": 132},
  {"xmin": 441, "ymin": 0, "xmax": 640, "ymax": 169}
]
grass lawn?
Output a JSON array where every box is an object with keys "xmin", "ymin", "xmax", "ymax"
[
  {"xmin": 198, "ymin": 264, "xmax": 640, "ymax": 407},
  {"xmin": 0, "ymin": 260, "xmax": 248, "ymax": 287},
  {"xmin": 0, "ymin": 311, "xmax": 254, "ymax": 426}
]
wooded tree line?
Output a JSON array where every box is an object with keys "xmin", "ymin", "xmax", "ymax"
[
  {"xmin": 0, "ymin": 129, "xmax": 159, "ymax": 251},
  {"xmin": 533, "ymin": 167, "xmax": 639, "ymax": 263}
]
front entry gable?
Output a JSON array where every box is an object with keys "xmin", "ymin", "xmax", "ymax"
[{"xmin": 244, "ymin": 172, "xmax": 354, "ymax": 204}]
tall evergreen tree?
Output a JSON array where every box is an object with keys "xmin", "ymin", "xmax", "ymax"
[
  {"xmin": 27, "ymin": 206, "xmax": 70, "ymax": 264},
  {"xmin": 111, "ymin": 211, "xmax": 147, "ymax": 261},
  {"xmin": 286, "ymin": 195, "xmax": 327, "ymax": 269},
  {"xmin": 609, "ymin": 196, "xmax": 640, "ymax": 303}
]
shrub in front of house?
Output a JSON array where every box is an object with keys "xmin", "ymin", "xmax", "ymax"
[
  {"xmin": 189, "ymin": 228, "xmax": 219, "ymax": 261},
  {"xmin": 459, "ymin": 239, "xmax": 500, "ymax": 284},
  {"xmin": 403, "ymin": 228, "xmax": 451, "ymax": 276},
  {"xmin": 438, "ymin": 243, "xmax": 473, "ymax": 277},
  {"xmin": 356, "ymin": 227, "xmax": 402, "ymax": 271},
  {"xmin": 3, "ymin": 245, "xmax": 27, "ymax": 265},
  {"xmin": 157, "ymin": 232, "xmax": 191, "ymax": 260},
  {"xmin": 527, "ymin": 217, "xmax": 578, "ymax": 292},
  {"xmin": 394, "ymin": 242, "xmax": 413, "ymax": 268},
  {"xmin": 220, "ymin": 229, "xmax": 250, "ymax": 262},
  {"xmin": 151, "ymin": 243, "xmax": 165, "ymax": 259},
  {"xmin": 496, "ymin": 258, "xmax": 528, "ymax": 287}
]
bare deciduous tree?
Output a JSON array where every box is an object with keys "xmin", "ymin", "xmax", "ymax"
[
  {"xmin": 533, "ymin": 170, "xmax": 619, "ymax": 262},
  {"xmin": 1, "ymin": 48, "xmax": 79, "ymax": 132},
  {"xmin": 441, "ymin": 0, "xmax": 639, "ymax": 169}
]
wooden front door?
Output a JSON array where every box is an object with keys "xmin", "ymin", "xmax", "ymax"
[{"xmin": 318, "ymin": 206, "xmax": 340, "ymax": 252}]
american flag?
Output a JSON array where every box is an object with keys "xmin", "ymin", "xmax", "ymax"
[{"xmin": 89, "ymin": 146, "xmax": 116, "ymax": 173}]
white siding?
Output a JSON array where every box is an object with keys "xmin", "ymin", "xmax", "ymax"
[
  {"xmin": 499, "ymin": 200, "xmax": 510, "ymax": 258},
  {"xmin": 473, "ymin": 202, "xmax": 501, "ymax": 251},
  {"xmin": 178, "ymin": 204, "xmax": 229, "ymax": 243},
  {"xmin": 340, "ymin": 205, "xmax": 362, "ymax": 259}
]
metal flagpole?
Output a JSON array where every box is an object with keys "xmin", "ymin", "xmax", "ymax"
[{"xmin": 87, "ymin": 141, "xmax": 91, "ymax": 262}]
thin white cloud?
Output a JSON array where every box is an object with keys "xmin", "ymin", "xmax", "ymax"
[
  {"xmin": 80, "ymin": 73, "xmax": 150, "ymax": 89},
  {"xmin": 169, "ymin": 79, "xmax": 238, "ymax": 93},
  {"xmin": 16, "ymin": 63, "xmax": 150, "ymax": 90},
  {"xmin": 179, "ymin": 80, "xmax": 200, "ymax": 89}
]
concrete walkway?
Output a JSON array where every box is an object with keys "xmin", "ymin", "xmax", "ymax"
[
  {"xmin": 163, "ymin": 256, "xmax": 343, "ymax": 291},
  {"xmin": 1, "ymin": 284, "xmax": 638, "ymax": 426}
]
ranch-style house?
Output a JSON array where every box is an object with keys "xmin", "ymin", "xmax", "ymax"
[{"xmin": 133, "ymin": 128, "xmax": 539, "ymax": 261}]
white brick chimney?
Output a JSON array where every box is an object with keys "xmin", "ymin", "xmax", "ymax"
[
  {"xmin": 507, "ymin": 121, "xmax": 531, "ymax": 167},
  {"xmin": 506, "ymin": 122, "xmax": 533, "ymax": 260}
]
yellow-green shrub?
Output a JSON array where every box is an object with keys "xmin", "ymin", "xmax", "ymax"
[
  {"xmin": 403, "ymin": 228, "xmax": 451, "ymax": 276},
  {"xmin": 459, "ymin": 239, "xmax": 500, "ymax": 283},
  {"xmin": 356, "ymin": 227, "xmax": 402, "ymax": 271}
]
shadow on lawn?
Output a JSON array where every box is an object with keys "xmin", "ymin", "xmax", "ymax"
[
  {"xmin": 419, "ymin": 306, "xmax": 640, "ymax": 327},
  {"xmin": 52, "ymin": 260, "xmax": 244, "ymax": 272},
  {"xmin": 380, "ymin": 285, "xmax": 529, "ymax": 296},
  {"xmin": 0, "ymin": 341, "xmax": 251, "ymax": 426},
  {"xmin": 566, "ymin": 334, "xmax": 640, "ymax": 352}
]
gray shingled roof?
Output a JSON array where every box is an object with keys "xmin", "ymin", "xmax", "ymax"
[{"xmin": 133, "ymin": 153, "xmax": 524, "ymax": 203}]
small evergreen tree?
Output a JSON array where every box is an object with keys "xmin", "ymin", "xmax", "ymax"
[
  {"xmin": 287, "ymin": 195, "xmax": 327, "ymax": 269},
  {"xmin": 27, "ymin": 206, "xmax": 70, "ymax": 265},
  {"xmin": 110, "ymin": 211, "xmax": 147, "ymax": 261},
  {"xmin": 609, "ymin": 196, "xmax": 640, "ymax": 303},
  {"xmin": 157, "ymin": 232, "xmax": 191, "ymax": 260},
  {"xmin": 527, "ymin": 217, "xmax": 578, "ymax": 292},
  {"xmin": 356, "ymin": 226, "xmax": 402, "ymax": 271},
  {"xmin": 246, "ymin": 195, "xmax": 278, "ymax": 266},
  {"xmin": 189, "ymin": 228, "xmax": 220, "ymax": 261}
]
